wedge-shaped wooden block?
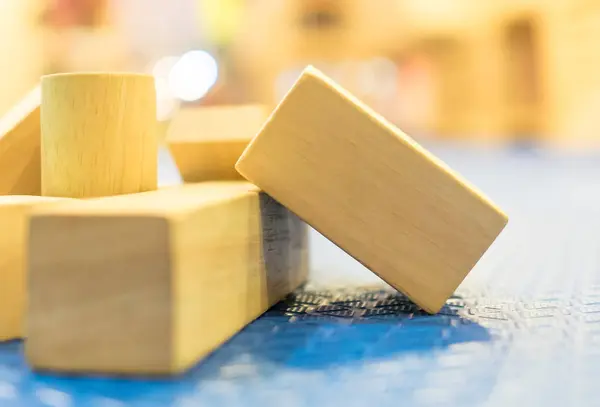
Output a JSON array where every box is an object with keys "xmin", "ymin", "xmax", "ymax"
[
  {"xmin": 0, "ymin": 196, "xmax": 66, "ymax": 341},
  {"xmin": 167, "ymin": 105, "xmax": 268, "ymax": 182},
  {"xmin": 0, "ymin": 86, "xmax": 41, "ymax": 195},
  {"xmin": 236, "ymin": 66, "xmax": 508, "ymax": 314},
  {"xmin": 27, "ymin": 182, "xmax": 308, "ymax": 375}
]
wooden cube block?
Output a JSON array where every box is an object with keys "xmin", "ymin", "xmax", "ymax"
[
  {"xmin": 167, "ymin": 105, "xmax": 268, "ymax": 182},
  {"xmin": 27, "ymin": 182, "xmax": 308, "ymax": 375},
  {"xmin": 0, "ymin": 86, "xmax": 41, "ymax": 195},
  {"xmin": 0, "ymin": 196, "xmax": 67, "ymax": 341},
  {"xmin": 236, "ymin": 66, "xmax": 508, "ymax": 313}
]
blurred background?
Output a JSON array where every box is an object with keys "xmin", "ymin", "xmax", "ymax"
[{"xmin": 2, "ymin": 0, "xmax": 600, "ymax": 148}]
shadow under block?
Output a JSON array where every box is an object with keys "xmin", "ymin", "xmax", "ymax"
[
  {"xmin": 167, "ymin": 105, "xmax": 268, "ymax": 182},
  {"xmin": 0, "ymin": 86, "xmax": 41, "ymax": 195},
  {"xmin": 26, "ymin": 182, "xmax": 308, "ymax": 375},
  {"xmin": 41, "ymin": 73, "xmax": 157, "ymax": 198},
  {"xmin": 0, "ymin": 196, "xmax": 67, "ymax": 341},
  {"xmin": 236, "ymin": 66, "xmax": 508, "ymax": 314}
]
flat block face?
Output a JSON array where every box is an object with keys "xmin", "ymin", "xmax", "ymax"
[
  {"xmin": 27, "ymin": 215, "xmax": 173, "ymax": 374},
  {"xmin": 167, "ymin": 105, "xmax": 268, "ymax": 182},
  {"xmin": 0, "ymin": 196, "xmax": 66, "ymax": 341},
  {"xmin": 168, "ymin": 140, "xmax": 248, "ymax": 182},
  {"xmin": 0, "ymin": 86, "xmax": 41, "ymax": 195},
  {"xmin": 236, "ymin": 67, "xmax": 508, "ymax": 313},
  {"xmin": 167, "ymin": 105, "xmax": 268, "ymax": 143},
  {"xmin": 27, "ymin": 183, "xmax": 308, "ymax": 375}
]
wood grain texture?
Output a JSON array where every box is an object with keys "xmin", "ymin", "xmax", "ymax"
[
  {"xmin": 236, "ymin": 66, "xmax": 508, "ymax": 314},
  {"xmin": 41, "ymin": 73, "xmax": 158, "ymax": 198},
  {"xmin": 0, "ymin": 196, "xmax": 67, "ymax": 341},
  {"xmin": 167, "ymin": 105, "xmax": 268, "ymax": 182},
  {"xmin": 26, "ymin": 182, "xmax": 308, "ymax": 375},
  {"xmin": 0, "ymin": 86, "xmax": 41, "ymax": 195}
]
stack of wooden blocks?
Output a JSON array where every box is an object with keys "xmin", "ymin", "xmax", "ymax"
[{"xmin": 0, "ymin": 66, "xmax": 507, "ymax": 376}]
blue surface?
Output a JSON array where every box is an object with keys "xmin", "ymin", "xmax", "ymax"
[{"xmin": 3, "ymin": 144, "xmax": 600, "ymax": 406}]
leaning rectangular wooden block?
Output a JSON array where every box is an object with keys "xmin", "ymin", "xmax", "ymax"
[
  {"xmin": 167, "ymin": 105, "xmax": 268, "ymax": 182},
  {"xmin": 26, "ymin": 182, "xmax": 308, "ymax": 375},
  {"xmin": 0, "ymin": 86, "xmax": 41, "ymax": 195},
  {"xmin": 236, "ymin": 66, "xmax": 508, "ymax": 314},
  {"xmin": 0, "ymin": 196, "xmax": 66, "ymax": 341}
]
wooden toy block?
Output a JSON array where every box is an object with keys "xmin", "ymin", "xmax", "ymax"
[
  {"xmin": 0, "ymin": 86, "xmax": 41, "ymax": 195},
  {"xmin": 41, "ymin": 73, "xmax": 158, "ymax": 198},
  {"xmin": 236, "ymin": 66, "xmax": 508, "ymax": 314},
  {"xmin": 26, "ymin": 182, "xmax": 308, "ymax": 375},
  {"xmin": 0, "ymin": 196, "xmax": 68, "ymax": 341},
  {"xmin": 167, "ymin": 105, "xmax": 268, "ymax": 182}
]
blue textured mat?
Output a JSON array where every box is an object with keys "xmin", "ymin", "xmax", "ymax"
[{"xmin": 2, "ymin": 144, "xmax": 600, "ymax": 406}]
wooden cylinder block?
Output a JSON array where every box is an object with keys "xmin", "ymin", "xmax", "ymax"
[{"xmin": 41, "ymin": 73, "xmax": 158, "ymax": 198}]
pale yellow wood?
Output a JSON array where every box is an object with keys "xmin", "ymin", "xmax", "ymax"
[
  {"xmin": 167, "ymin": 105, "xmax": 268, "ymax": 182},
  {"xmin": 236, "ymin": 66, "xmax": 508, "ymax": 314},
  {"xmin": 0, "ymin": 196, "xmax": 67, "ymax": 341},
  {"xmin": 0, "ymin": 86, "xmax": 41, "ymax": 195},
  {"xmin": 41, "ymin": 73, "xmax": 158, "ymax": 198},
  {"xmin": 26, "ymin": 182, "xmax": 308, "ymax": 375}
]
